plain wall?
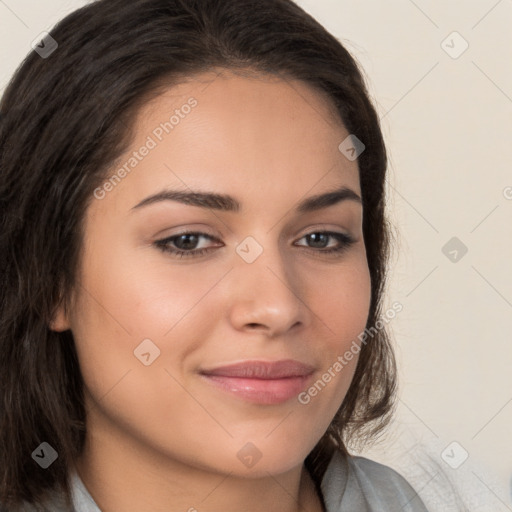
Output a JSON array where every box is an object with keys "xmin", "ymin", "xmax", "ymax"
[{"xmin": 1, "ymin": 1, "xmax": 511, "ymax": 510}]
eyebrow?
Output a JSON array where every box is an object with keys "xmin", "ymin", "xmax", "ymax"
[{"xmin": 130, "ymin": 185, "xmax": 361, "ymax": 214}]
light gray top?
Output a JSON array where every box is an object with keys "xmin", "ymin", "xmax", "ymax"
[
  {"xmin": 321, "ymin": 451, "xmax": 429, "ymax": 511},
  {"xmin": 17, "ymin": 452, "xmax": 429, "ymax": 511}
]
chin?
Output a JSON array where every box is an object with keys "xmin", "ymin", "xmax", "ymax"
[{"xmin": 219, "ymin": 437, "xmax": 316, "ymax": 478}]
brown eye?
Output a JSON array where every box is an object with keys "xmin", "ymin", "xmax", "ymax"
[
  {"xmin": 154, "ymin": 232, "xmax": 222, "ymax": 259},
  {"xmin": 295, "ymin": 231, "xmax": 356, "ymax": 254}
]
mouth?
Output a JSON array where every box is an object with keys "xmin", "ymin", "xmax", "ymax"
[{"xmin": 199, "ymin": 360, "xmax": 315, "ymax": 405}]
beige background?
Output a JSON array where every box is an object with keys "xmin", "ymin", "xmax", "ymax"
[{"xmin": 1, "ymin": 1, "xmax": 511, "ymax": 510}]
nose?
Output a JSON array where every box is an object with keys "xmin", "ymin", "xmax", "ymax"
[{"xmin": 226, "ymin": 242, "xmax": 309, "ymax": 338}]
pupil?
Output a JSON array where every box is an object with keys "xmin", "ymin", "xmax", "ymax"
[
  {"xmin": 308, "ymin": 233, "xmax": 328, "ymax": 248},
  {"xmin": 177, "ymin": 234, "xmax": 198, "ymax": 250}
]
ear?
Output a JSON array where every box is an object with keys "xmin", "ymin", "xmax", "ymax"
[{"xmin": 48, "ymin": 296, "xmax": 72, "ymax": 332}]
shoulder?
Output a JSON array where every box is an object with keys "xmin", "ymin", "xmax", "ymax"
[
  {"xmin": 321, "ymin": 451, "xmax": 429, "ymax": 512},
  {"xmin": 349, "ymin": 455, "xmax": 430, "ymax": 510},
  {"xmin": 349, "ymin": 455, "xmax": 420, "ymax": 492}
]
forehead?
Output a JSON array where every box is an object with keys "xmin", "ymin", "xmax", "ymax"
[
  {"xmin": 142, "ymin": 68, "xmax": 345, "ymax": 132},
  {"xmin": 93, "ymin": 69, "xmax": 361, "ymax": 217}
]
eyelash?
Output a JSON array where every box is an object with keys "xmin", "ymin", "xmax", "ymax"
[{"xmin": 154, "ymin": 230, "xmax": 356, "ymax": 259}]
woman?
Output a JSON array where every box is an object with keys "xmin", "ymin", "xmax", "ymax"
[{"xmin": 0, "ymin": 0, "xmax": 429, "ymax": 510}]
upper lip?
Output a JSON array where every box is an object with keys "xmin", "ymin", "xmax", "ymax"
[{"xmin": 199, "ymin": 359, "xmax": 315, "ymax": 379}]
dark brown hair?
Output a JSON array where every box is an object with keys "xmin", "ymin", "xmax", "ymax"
[{"xmin": 0, "ymin": 0, "xmax": 396, "ymax": 508}]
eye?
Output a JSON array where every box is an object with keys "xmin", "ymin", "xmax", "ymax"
[
  {"xmin": 154, "ymin": 230, "xmax": 356, "ymax": 259},
  {"xmin": 154, "ymin": 232, "xmax": 222, "ymax": 258},
  {"xmin": 295, "ymin": 231, "xmax": 356, "ymax": 254}
]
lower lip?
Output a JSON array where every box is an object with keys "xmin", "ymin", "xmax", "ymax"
[{"xmin": 201, "ymin": 374, "xmax": 312, "ymax": 405}]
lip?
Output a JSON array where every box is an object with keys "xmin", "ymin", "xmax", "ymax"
[{"xmin": 199, "ymin": 360, "xmax": 315, "ymax": 405}]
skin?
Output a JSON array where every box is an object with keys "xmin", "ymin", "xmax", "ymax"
[{"xmin": 51, "ymin": 69, "xmax": 372, "ymax": 512}]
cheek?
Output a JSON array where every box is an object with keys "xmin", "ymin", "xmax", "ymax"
[
  {"xmin": 75, "ymin": 241, "xmax": 221, "ymax": 337},
  {"xmin": 69, "ymin": 244, "xmax": 229, "ymax": 395},
  {"xmin": 297, "ymin": 255, "xmax": 372, "ymax": 413},
  {"xmin": 73, "ymin": 236, "xmax": 371, "ymax": 390},
  {"xmin": 68, "ymin": 251, "xmax": 219, "ymax": 450},
  {"xmin": 311, "ymin": 255, "xmax": 372, "ymax": 351},
  {"xmin": 68, "ymin": 234, "xmax": 373, "ymax": 476}
]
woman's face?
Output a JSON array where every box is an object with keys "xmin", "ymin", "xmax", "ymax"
[{"xmin": 53, "ymin": 70, "xmax": 371, "ymax": 477}]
